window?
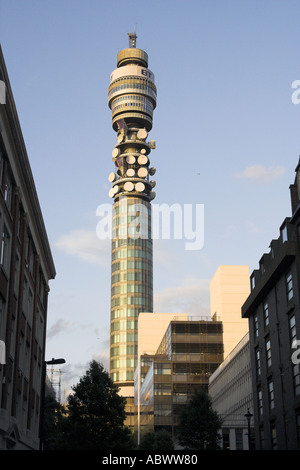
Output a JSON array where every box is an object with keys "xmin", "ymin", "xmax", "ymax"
[
  {"xmin": 0, "ymin": 227, "xmax": 10, "ymax": 273},
  {"xmin": 281, "ymin": 224, "xmax": 288, "ymax": 243},
  {"xmin": 4, "ymin": 174, "xmax": 12, "ymax": 210},
  {"xmin": 255, "ymin": 347, "xmax": 261, "ymax": 377},
  {"xmin": 286, "ymin": 272, "xmax": 294, "ymax": 302},
  {"xmin": 258, "ymin": 387, "xmax": 263, "ymax": 416},
  {"xmin": 289, "ymin": 315, "xmax": 300, "ymax": 396},
  {"xmin": 268, "ymin": 380, "xmax": 275, "ymax": 410},
  {"xmin": 266, "ymin": 338, "xmax": 272, "ymax": 369},
  {"xmin": 254, "ymin": 314, "xmax": 259, "ymax": 338},
  {"xmin": 296, "ymin": 414, "xmax": 300, "ymax": 449},
  {"xmin": 271, "ymin": 423, "xmax": 277, "ymax": 450},
  {"xmin": 263, "ymin": 301, "xmax": 269, "ymax": 328}
]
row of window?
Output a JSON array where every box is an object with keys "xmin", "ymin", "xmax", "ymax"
[
  {"xmin": 111, "ymin": 307, "xmax": 144, "ymax": 319},
  {"xmin": 111, "ymin": 295, "xmax": 152, "ymax": 307},
  {"xmin": 110, "ymin": 344, "xmax": 137, "ymax": 357},
  {"xmin": 111, "ymin": 283, "xmax": 152, "ymax": 295},
  {"xmin": 108, "ymin": 78, "xmax": 157, "ymax": 100},
  {"xmin": 111, "ymin": 248, "xmax": 152, "ymax": 261},
  {"xmin": 111, "ymin": 332, "xmax": 138, "ymax": 344},
  {"xmin": 112, "ymin": 101, "xmax": 153, "ymax": 115},
  {"xmin": 111, "ymin": 270, "xmax": 152, "ymax": 284},
  {"xmin": 112, "ymin": 237, "xmax": 152, "ymax": 250},
  {"xmin": 111, "ymin": 320, "xmax": 138, "ymax": 331},
  {"xmin": 111, "ymin": 259, "xmax": 152, "ymax": 272}
]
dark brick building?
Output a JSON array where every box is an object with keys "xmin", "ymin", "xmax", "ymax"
[
  {"xmin": 242, "ymin": 159, "xmax": 300, "ymax": 449},
  {"xmin": 0, "ymin": 46, "xmax": 55, "ymax": 449}
]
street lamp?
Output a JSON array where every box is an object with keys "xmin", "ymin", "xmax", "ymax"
[
  {"xmin": 39, "ymin": 357, "xmax": 66, "ymax": 450},
  {"xmin": 244, "ymin": 408, "xmax": 253, "ymax": 450}
]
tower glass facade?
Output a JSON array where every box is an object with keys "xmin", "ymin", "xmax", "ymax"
[{"xmin": 108, "ymin": 34, "xmax": 157, "ymax": 394}]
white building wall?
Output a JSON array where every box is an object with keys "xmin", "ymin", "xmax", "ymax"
[{"xmin": 209, "ymin": 333, "xmax": 253, "ymax": 450}]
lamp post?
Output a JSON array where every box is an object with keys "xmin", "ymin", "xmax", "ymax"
[
  {"xmin": 39, "ymin": 358, "xmax": 66, "ymax": 450},
  {"xmin": 244, "ymin": 408, "xmax": 253, "ymax": 450}
]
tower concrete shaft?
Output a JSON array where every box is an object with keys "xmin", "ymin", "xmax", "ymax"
[{"xmin": 108, "ymin": 33, "xmax": 157, "ymax": 395}]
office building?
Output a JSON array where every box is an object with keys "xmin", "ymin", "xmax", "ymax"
[
  {"xmin": 135, "ymin": 315, "xmax": 223, "ymax": 441},
  {"xmin": 210, "ymin": 265, "xmax": 250, "ymax": 359},
  {"xmin": 108, "ymin": 33, "xmax": 157, "ymax": 400},
  {"xmin": 0, "ymin": 47, "xmax": 56, "ymax": 449},
  {"xmin": 242, "ymin": 158, "xmax": 300, "ymax": 449}
]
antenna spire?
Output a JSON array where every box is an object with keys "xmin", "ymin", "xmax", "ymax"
[{"xmin": 128, "ymin": 26, "xmax": 137, "ymax": 48}]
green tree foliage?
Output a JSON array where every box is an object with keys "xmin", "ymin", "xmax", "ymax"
[
  {"xmin": 139, "ymin": 429, "xmax": 174, "ymax": 450},
  {"xmin": 176, "ymin": 390, "xmax": 222, "ymax": 450},
  {"xmin": 44, "ymin": 360, "xmax": 134, "ymax": 450},
  {"xmin": 42, "ymin": 394, "xmax": 64, "ymax": 450}
]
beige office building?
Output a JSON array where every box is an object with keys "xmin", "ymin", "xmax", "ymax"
[{"xmin": 210, "ymin": 265, "xmax": 250, "ymax": 359}]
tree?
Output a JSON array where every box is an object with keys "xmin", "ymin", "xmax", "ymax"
[
  {"xmin": 57, "ymin": 360, "xmax": 134, "ymax": 450},
  {"xmin": 42, "ymin": 394, "xmax": 65, "ymax": 450},
  {"xmin": 139, "ymin": 429, "xmax": 174, "ymax": 450},
  {"xmin": 176, "ymin": 390, "xmax": 222, "ymax": 450}
]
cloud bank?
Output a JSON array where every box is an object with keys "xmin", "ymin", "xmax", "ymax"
[{"xmin": 235, "ymin": 164, "xmax": 285, "ymax": 183}]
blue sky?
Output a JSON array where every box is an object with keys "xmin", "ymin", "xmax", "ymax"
[{"xmin": 1, "ymin": 0, "xmax": 299, "ymax": 397}]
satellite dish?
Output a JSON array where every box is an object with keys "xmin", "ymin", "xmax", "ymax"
[
  {"xmin": 150, "ymin": 180, "xmax": 156, "ymax": 188},
  {"xmin": 149, "ymin": 191, "xmax": 156, "ymax": 200},
  {"xmin": 113, "ymin": 185, "xmax": 120, "ymax": 194},
  {"xmin": 138, "ymin": 167, "xmax": 148, "ymax": 178},
  {"xmin": 126, "ymin": 155, "xmax": 136, "ymax": 164},
  {"xmin": 135, "ymin": 182, "xmax": 145, "ymax": 192},
  {"xmin": 126, "ymin": 168, "xmax": 135, "ymax": 177},
  {"xmin": 112, "ymin": 148, "xmax": 120, "ymax": 158},
  {"xmin": 109, "ymin": 188, "xmax": 115, "ymax": 198},
  {"xmin": 117, "ymin": 134, "xmax": 124, "ymax": 143},
  {"xmin": 140, "ymin": 148, "xmax": 147, "ymax": 154},
  {"xmin": 149, "ymin": 167, "xmax": 156, "ymax": 176},
  {"xmin": 108, "ymin": 172, "xmax": 116, "ymax": 182},
  {"xmin": 124, "ymin": 181, "xmax": 134, "ymax": 191},
  {"xmin": 137, "ymin": 128, "xmax": 148, "ymax": 140},
  {"xmin": 138, "ymin": 155, "xmax": 148, "ymax": 165}
]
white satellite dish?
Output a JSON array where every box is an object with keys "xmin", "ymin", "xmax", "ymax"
[
  {"xmin": 108, "ymin": 172, "xmax": 116, "ymax": 182},
  {"xmin": 138, "ymin": 155, "xmax": 148, "ymax": 165},
  {"xmin": 140, "ymin": 148, "xmax": 147, "ymax": 154},
  {"xmin": 113, "ymin": 185, "xmax": 120, "ymax": 194},
  {"xmin": 135, "ymin": 182, "xmax": 145, "ymax": 192},
  {"xmin": 124, "ymin": 181, "xmax": 134, "ymax": 191},
  {"xmin": 109, "ymin": 188, "xmax": 115, "ymax": 198},
  {"xmin": 112, "ymin": 148, "xmax": 120, "ymax": 158},
  {"xmin": 126, "ymin": 155, "xmax": 136, "ymax": 164},
  {"xmin": 138, "ymin": 167, "xmax": 148, "ymax": 178},
  {"xmin": 137, "ymin": 128, "xmax": 148, "ymax": 140},
  {"xmin": 126, "ymin": 168, "xmax": 135, "ymax": 177}
]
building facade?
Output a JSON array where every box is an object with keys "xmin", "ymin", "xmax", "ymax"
[
  {"xmin": 135, "ymin": 317, "xmax": 223, "ymax": 441},
  {"xmin": 0, "ymin": 47, "xmax": 56, "ymax": 449},
  {"xmin": 209, "ymin": 333, "xmax": 254, "ymax": 450},
  {"xmin": 108, "ymin": 33, "xmax": 157, "ymax": 400},
  {"xmin": 242, "ymin": 159, "xmax": 300, "ymax": 450},
  {"xmin": 210, "ymin": 265, "xmax": 250, "ymax": 359}
]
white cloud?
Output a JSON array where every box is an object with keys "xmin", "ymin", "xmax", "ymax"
[
  {"xmin": 55, "ymin": 229, "xmax": 110, "ymax": 266},
  {"xmin": 235, "ymin": 164, "xmax": 285, "ymax": 183},
  {"xmin": 154, "ymin": 278, "xmax": 211, "ymax": 317}
]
